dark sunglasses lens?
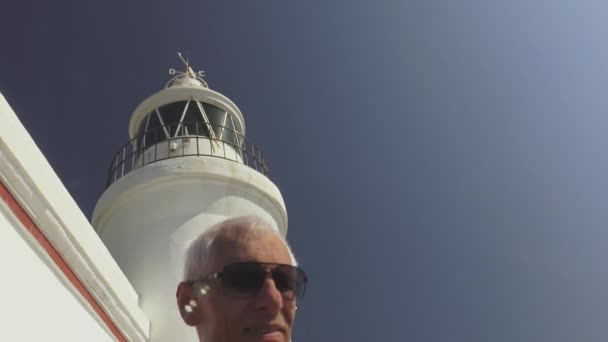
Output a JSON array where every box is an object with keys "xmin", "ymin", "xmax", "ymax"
[
  {"xmin": 272, "ymin": 266, "xmax": 296, "ymax": 293},
  {"xmin": 220, "ymin": 263, "xmax": 265, "ymax": 296},
  {"xmin": 220, "ymin": 262, "xmax": 307, "ymax": 299},
  {"xmin": 273, "ymin": 265, "xmax": 307, "ymax": 299}
]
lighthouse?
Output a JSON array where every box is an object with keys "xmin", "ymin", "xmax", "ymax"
[{"xmin": 92, "ymin": 54, "xmax": 288, "ymax": 341}]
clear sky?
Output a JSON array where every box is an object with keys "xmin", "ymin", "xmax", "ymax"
[{"xmin": 2, "ymin": 1, "xmax": 608, "ymax": 341}]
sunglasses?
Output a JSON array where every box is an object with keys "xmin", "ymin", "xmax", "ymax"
[{"xmin": 199, "ymin": 261, "xmax": 308, "ymax": 300}]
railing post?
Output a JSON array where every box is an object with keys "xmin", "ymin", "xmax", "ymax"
[
  {"xmin": 223, "ymin": 139, "xmax": 226, "ymax": 159},
  {"xmin": 131, "ymin": 140, "xmax": 136, "ymax": 172},
  {"xmin": 252, "ymin": 144, "xmax": 257, "ymax": 171},
  {"xmin": 154, "ymin": 128, "xmax": 158, "ymax": 162},
  {"xmin": 257, "ymin": 147, "xmax": 263, "ymax": 173},
  {"xmin": 106, "ymin": 158, "xmax": 114, "ymax": 187},
  {"xmin": 247, "ymin": 143, "xmax": 253, "ymax": 168},
  {"xmin": 243, "ymin": 140, "xmax": 249, "ymax": 166},
  {"xmin": 121, "ymin": 146, "xmax": 126, "ymax": 178},
  {"xmin": 196, "ymin": 122, "xmax": 200, "ymax": 156},
  {"xmin": 113, "ymin": 153, "xmax": 120, "ymax": 183}
]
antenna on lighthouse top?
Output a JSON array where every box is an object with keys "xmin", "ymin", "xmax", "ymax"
[
  {"xmin": 167, "ymin": 51, "xmax": 208, "ymax": 88},
  {"xmin": 177, "ymin": 51, "xmax": 195, "ymax": 77}
]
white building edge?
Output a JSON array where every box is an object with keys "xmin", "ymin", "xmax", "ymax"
[
  {"xmin": 0, "ymin": 92, "xmax": 148, "ymax": 341},
  {"xmin": 0, "ymin": 59, "xmax": 288, "ymax": 341}
]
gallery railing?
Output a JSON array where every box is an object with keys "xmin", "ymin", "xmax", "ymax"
[{"xmin": 105, "ymin": 121, "xmax": 269, "ymax": 187}]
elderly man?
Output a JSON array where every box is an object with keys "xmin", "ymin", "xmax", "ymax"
[{"xmin": 176, "ymin": 216, "xmax": 307, "ymax": 342}]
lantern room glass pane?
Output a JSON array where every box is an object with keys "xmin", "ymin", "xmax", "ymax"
[
  {"xmin": 222, "ymin": 113, "xmax": 238, "ymax": 147},
  {"xmin": 135, "ymin": 101, "xmax": 240, "ymax": 148},
  {"xmin": 181, "ymin": 101, "xmax": 205, "ymax": 137},
  {"xmin": 135, "ymin": 112, "xmax": 165, "ymax": 149},
  {"xmin": 202, "ymin": 103, "xmax": 227, "ymax": 136},
  {"xmin": 157, "ymin": 101, "xmax": 187, "ymax": 136},
  {"xmin": 145, "ymin": 111, "xmax": 165, "ymax": 147}
]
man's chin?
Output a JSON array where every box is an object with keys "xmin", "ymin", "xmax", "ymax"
[
  {"xmin": 259, "ymin": 331, "xmax": 284, "ymax": 342},
  {"xmin": 243, "ymin": 329, "xmax": 287, "ymax": 342}
]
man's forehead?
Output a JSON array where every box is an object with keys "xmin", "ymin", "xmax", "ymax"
[{"xmin": 208, "ymin": 229, "xmax": 291, "ymax": 268}]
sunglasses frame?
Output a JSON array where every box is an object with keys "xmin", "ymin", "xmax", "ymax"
[{"xmin": 193, "ymin": 261, "xmax": 308, "ymax": 300}]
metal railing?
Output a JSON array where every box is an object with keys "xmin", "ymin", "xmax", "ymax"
[{"xmin": 105, "ymin": 121, "xmax": 270, "ymax": 188}]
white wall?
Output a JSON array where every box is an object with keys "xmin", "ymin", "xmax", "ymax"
[
  {"xmin": 0, "ymin": 92, "xmax": 150, "ymax": 341},
  {"xmin": 0, "ymin": 207, "xmax": 114, "ymax": 342}
]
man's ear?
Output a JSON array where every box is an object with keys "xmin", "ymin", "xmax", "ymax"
[{"xmin": 176, "ymin": 282, "xmax": 203, "ymax": 326}]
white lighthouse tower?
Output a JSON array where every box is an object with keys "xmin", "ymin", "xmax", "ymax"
[{"xmin": 92, "ymin": 54, "xmax": 288, "ymax": 341}]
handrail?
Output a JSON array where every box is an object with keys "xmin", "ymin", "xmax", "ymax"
[{"xmin": 105, "ymin": 121, "xmax": 269, "ymax": 188}]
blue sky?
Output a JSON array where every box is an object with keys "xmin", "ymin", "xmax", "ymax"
[{"xmin": 2, "ymin": 1, "xmax": 608, "ymax": 341}]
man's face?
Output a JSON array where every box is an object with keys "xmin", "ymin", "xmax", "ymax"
[{"xmin": 197, "ymin": 232, "xmax": 296, "ymax": 342}]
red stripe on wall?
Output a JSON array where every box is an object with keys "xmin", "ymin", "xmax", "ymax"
[{"xmin": 0, "ymin": 182, "xmax": 128, "ymax": 342}]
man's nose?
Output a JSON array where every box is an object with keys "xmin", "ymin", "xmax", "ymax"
[{"xmin": 254, "ymin": 276, "xmax": 283, "ymax": 312}]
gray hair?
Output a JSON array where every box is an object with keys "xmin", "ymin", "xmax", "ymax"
[{"xmin": 182, "ymin": 215, "xmax": 297, "ymax": 282}]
